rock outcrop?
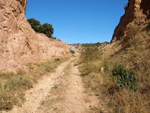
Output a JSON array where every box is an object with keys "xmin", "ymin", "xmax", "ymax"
[
  {"xmin": 0, "ymin": 0, "xmax": 69, "ymax": 70},
  {"xmin": 111, "ymin": 0, "xmax": 150, "ymax": 43}
]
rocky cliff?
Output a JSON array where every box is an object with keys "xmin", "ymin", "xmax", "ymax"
[
  {"xmin": 111, "ymin": 0, "xmax": 150, "ymax": 43},
  {"xmin": 0, "ymin": 0, "xmax": 69, "ymax": 70}
]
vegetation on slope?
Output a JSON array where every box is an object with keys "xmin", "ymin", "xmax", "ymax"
[
  {"xmin": 78, "ymin": 22, "xmax": 150, "ymax": 113},
  {"xmin": 82, "ymin": 41, "xmax": 109, "ymax": 47},
  {"xmin": 27, "ymin": 18, "xmax": 55, "ymax": 38}
]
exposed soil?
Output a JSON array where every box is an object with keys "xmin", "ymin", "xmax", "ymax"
[{"xmin": 2, "ymin": 57, "xmax": 101, "ymax": 113}]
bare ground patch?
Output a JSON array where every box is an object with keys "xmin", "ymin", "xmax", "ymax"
[{"xmin": 36, "ymin": 59, "xmax": 101, "ymax": 113}]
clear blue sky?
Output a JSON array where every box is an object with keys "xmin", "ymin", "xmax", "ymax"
[{"xmin": 26, "ymin": 0, "xmax": 128, "ymax": 44}]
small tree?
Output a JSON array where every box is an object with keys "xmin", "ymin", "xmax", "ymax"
[
  {"xmin": 27, "ymin": 18, "xmax": 54, "ymax": 38},
  {"xmin": 41, "ymin": 23, "xmax": 54, "ymax": 38},
  {"xmin": 27, "ymin": 18, "xmax": 41, "ymax": 31}
]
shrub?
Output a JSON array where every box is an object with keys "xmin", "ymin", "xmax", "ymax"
[
  {"xmin": 112, "ymin": 65, "xmax": 138, "ymax": 91},
  {"xmin": 27, "ymin": 18, "xmax": 54, "ymax": 38},
  {"xmin": 37, "ymin": 23, "xmax": 54, "ymax": 38},
  {"xmin": 70, "ymin": 50, "xmax": 75, "ymax": 54},
  {"xmin": 55, "ymin": 58, "xmax": 60, "ymax": 61},
  {"xmin": 27, "ymin": 18, "xmax": 41, "ymax": 31}
]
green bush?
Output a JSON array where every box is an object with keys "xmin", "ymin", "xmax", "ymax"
[
  {"xmin": 27, "ymin": 18, "xmax": 54, "ymax": 38},
  {"xmin": 112, "ymin": 65, "xmax": 138, "ymax": 91},
  {"xmin": 27, "ymin": 18, "xmax": 41, "ymax": 31},
  {"xmin": 55, "ymin": 58, "xmax": 60, "ymax": 61},
  {"xmin": 70, "ymin": 50, "xmax": 75, "ymax": 54},
  {"xmin": 36, "ymin": 23, "xmax": 54, "ymax": 38}
]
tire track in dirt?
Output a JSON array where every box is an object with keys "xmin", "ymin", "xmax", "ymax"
[{"xmin": 63, "ymin": 63, "xmax": 90, "ymax": 113}]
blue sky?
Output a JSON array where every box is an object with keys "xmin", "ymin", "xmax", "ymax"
[{"xmin": 26, "ymin": 0, "xmax": 128, "ymax": 44}]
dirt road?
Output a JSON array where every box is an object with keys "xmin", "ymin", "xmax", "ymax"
[{"xmin": 3, "ymin": 58, "xmax": 100, "ymax": 113}]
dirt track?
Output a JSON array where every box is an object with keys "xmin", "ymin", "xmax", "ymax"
[{"xmin": 3, "ymin": 58, "xmax": 100, "ymax": 113}]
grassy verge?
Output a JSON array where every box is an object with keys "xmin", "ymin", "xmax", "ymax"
[
  {"xmin": 78, "ymin": 25, "xmax": 150, "ymax": 113},
  {"xmin": 0, "ymin": 57, "xmax": 68, "ymax": 111}
]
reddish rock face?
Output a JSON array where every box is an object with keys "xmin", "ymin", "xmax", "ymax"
[
  {"xmin": 0, "ymin": 0, "xmax": 69, "ymax": 70},
  {"xmin": 111, "ymin": 0, "xmax": 150, "ymax": 43}
]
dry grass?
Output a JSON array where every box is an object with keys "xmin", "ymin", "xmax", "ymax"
[
  {"xmin": 79, "ymin": 46, "xmax": 103, "ymax": 76},
  {"xmin": 0, "ymin": 57, "xmax": 68, "ymax": 111},
  {"xmin": 79, "ymin": 24, "xmax": 150, "ymax": 112}
]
